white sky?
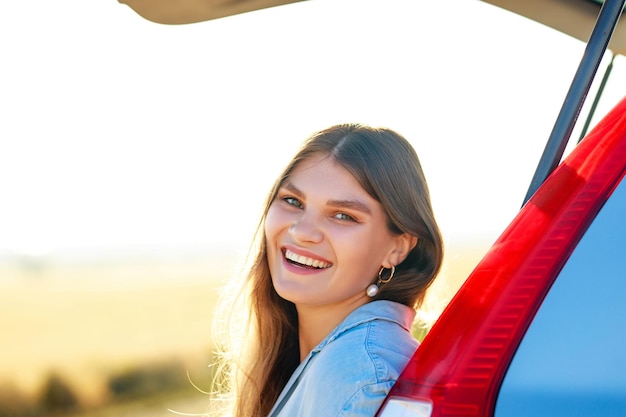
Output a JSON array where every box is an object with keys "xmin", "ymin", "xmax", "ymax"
[{"xmin": 0, "ymin": 0, "xmax": 624, "ymax": 257}]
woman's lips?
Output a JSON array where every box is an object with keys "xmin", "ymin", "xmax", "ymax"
[{"xmin": 283, "ymin": 248, "xmax": 332, "ymax": 269}]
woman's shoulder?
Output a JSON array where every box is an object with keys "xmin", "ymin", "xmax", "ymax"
[
  {"xmin": 318, "ymin": 313, "xmax": 419, "ymax": 380},
  {"xmin": 320, "ymin": 301, "xmax": 418, "ymax": 365},
  {"xmin": 308, "ymin": 300, "xmax": 419, "ymax": 381},
  {"xmin": 298, "ymin": 315, "xmax": 418, "ymax": 416},
  {"xmin": 280, "ymin": 302, "xmax": 418, "ymax": 416}
]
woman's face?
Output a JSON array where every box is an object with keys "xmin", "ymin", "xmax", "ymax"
[{"xmin": 265, "ymin": 155, "xmax": 405, "ymax": 313}]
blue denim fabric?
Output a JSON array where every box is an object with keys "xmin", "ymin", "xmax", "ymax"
[{"xmin": 268, "ymin": 300, "xmax": 419, "ymax": 417}]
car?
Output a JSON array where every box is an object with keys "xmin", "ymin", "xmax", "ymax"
[
  {"xmin": 376, "ymin": 93, "xmax": 626, "ymax": 417},
  {"xmin": 120, "ymin": 1, "xmax": 626, "ymax": 416},
  {"xmin": 375, "ymin": 0, "xmax": 626, "ymax": 415}
]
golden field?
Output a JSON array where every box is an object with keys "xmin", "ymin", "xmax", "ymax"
[
  {"xmin": 0, "ymin": 250, "xmax": 239, "ymax": 411},
  {"xmin": 0, "ymin": 242, "xmax": 488, "ymax": 415}
]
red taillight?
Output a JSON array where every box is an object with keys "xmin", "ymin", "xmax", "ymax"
[{"xmin": 378, "ymin": 96, "xmax": 626, "ymax": 417}]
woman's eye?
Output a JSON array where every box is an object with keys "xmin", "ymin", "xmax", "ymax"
[
  {"xmin": 282, "ymin": 196, "xmax": 303, "ymax": 208},
  {"xmin": 334, "ymin": 212, "xmax": 357, "ymax": 222}
]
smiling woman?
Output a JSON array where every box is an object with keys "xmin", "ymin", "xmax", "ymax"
[
  {"xmin": 212, "ymin": 124, "xmax": 443, "ymax": 417},
  {"xmin": 266, "ymin": 156, "xmax": 416, "ymax": 331}
]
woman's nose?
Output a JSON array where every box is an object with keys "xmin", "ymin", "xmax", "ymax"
[{"xmin": 288, "ymin": 214, "xmax": 323, "ymax": 243}]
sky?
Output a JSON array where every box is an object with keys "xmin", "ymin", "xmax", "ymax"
[{"xmin": 0, "ymin": 0, "xmax": 624, "ymax": 258}]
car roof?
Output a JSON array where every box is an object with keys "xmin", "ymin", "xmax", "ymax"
[
  {"xmin": 119, "ymin": 0, "xmax": 302, "ymax": 25},
  {"xmin": 119, "ymin": 0, "xmax": 626, "ymax": 55},
  {"xmin": 483, "ymin": 0, "xmax": 626, "ymax": 55}
]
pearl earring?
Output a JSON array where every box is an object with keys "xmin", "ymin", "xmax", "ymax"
[
  {"xmin": 366, "ymin": 283, "xmax": 379, "ymax": 297},
  {"xmin": 366, "ymin": 265, "xmax": 395, "ymax": 298}
]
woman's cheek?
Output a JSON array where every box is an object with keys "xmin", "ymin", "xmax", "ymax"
[{"xmin": 265, "ymin": 203, "xmax": 285, "ymax": 239}]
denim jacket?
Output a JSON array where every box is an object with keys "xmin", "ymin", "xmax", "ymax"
[{"xmin": 267, "ymin": 300, "xmax": 419, "ymax": 417}]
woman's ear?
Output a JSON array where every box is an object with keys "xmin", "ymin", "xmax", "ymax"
[{"xmin": 384, "ymin": 234, "xmax": 418, "ymax": 267}]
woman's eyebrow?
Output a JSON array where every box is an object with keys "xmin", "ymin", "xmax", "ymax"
[
  {"xmin": 282, "ymin": 182, "xmax": 304, "ymax": 198},
  {"xmin": 327, "ymin": 199, "xmax": 372, "ymax": 215}
]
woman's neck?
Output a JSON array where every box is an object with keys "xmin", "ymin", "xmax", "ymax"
[{"xmin": 296, "ymin": 297, "xmax": 369, "ymax": 361}]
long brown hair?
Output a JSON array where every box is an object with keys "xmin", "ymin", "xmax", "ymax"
[{"xmin": 212, "ymin": 124, "xmax": 443, "ymax": 417}]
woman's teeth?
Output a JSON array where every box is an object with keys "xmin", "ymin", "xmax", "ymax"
[{"xmin": 285, "ymin": 249, "xmax": 330, "ymax": 269}]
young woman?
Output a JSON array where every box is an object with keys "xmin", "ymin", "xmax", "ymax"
[{"xmin": 213, "ymin": 124, "xmax": 443, "ymax": 417}]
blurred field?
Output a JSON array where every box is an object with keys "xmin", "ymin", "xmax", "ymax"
[
  {"xmin": 0, "ymin": 248, "xmax": 241, "ymax": 412},
  {"xmin": 0, "ymin": 242, "xmax": 488, "ymax": 415}
]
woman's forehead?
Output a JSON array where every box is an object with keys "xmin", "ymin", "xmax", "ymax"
[{"xmin": 285, "ymin": 156, "xmax": 378, "ymax": 204}]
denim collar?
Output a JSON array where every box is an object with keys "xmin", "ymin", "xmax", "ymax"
[{"xmin": 310, "ymin": 300, "xmax": 416, "ymax": 354}]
